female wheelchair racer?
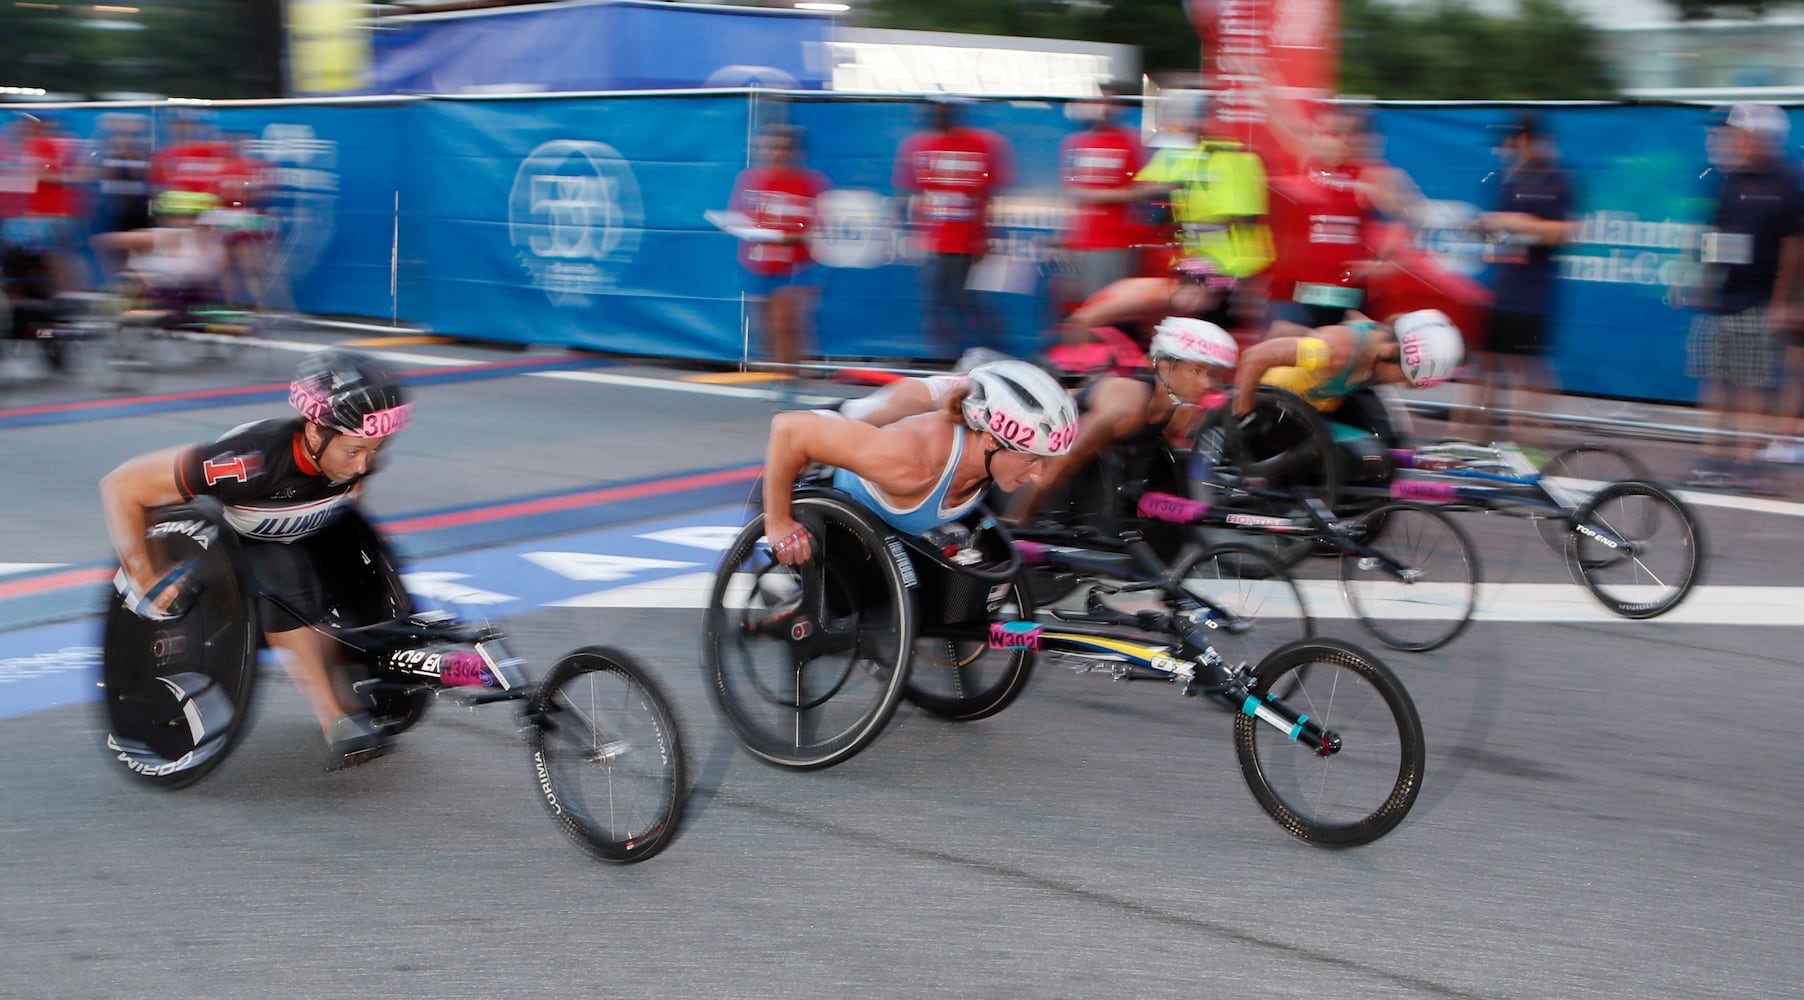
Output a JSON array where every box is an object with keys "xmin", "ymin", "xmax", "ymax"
[{"xmin": 706, "ymin": 360, "xmax": 1080, "ymax": 767}]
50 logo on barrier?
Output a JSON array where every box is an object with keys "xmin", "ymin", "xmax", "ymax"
[{"xmin": 508, "ymin": 140, "xmax": 645, "ymax": 306}]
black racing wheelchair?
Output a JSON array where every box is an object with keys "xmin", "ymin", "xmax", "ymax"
[{"xmin": 97, "ymin": 499, "xmax": 687, "ymax": 863}]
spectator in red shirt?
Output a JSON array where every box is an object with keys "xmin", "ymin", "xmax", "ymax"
[
  {"xmin": 12, "ymin": 114, "xmax": 89, "ymax": 292},
  {"xmin": 1056, "ymin": 81, "xmax": 1147, "ymax": 310},
  {"xmin": 149, "ymin": 115, "xmax": 245, "ymax": 202},
  {"xmin": 893, "ymin": 98, "xmax": 1016, "ymax": 358},
  {"xmin": 727, "ymin": 124, "xmax": 829, "ymax": 378},
  {"xmin": 1262, "ymin": 101, "xmax": 1421, "ymax": 330}
]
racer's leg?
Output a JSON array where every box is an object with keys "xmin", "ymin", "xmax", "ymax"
[{"xmin": 264, "ymin": 626, "xmax": 353, "ymax": 739}]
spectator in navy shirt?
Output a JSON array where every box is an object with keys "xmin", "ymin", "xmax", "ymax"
[
  {"xmin": 1460, "ymin": 112, "xmax": 1574, "ymax": 444},
  {"xmin": 1677, "ymin": 102, "xmax": 1804, "ymax": 488}
]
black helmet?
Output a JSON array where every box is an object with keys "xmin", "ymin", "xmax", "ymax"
[{"xmin": 289, "ymin": 349, "xmax": 411, "ymax": 438}]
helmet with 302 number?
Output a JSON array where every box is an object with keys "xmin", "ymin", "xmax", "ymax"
[
  {"xmin": 960, "ymin": 360, "xmax": 1079, "ymax": 457},
  {"xmin": 1393, "ymin": 309, "xmax": 1465, "ymax": 387},
  {"xmin": 289, "ymin": 349, "xmax": 412, "ymax": 438}
]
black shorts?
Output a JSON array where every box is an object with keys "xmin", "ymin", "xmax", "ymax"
[
  {"xmin": 242, "ymin": 540, "xmax": 327, "ymax": 633},
  {"xmin": 1485, "ymin": 309, "xmax": 1548, "ymax": 356}
]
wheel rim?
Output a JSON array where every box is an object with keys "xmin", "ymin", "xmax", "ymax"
[
  {"xmin": 1341, "ymin": 506, "xmax": 1478, "ymax": 652},
  {"xmin": 536, "ymin": 654, "xmax": 680, "ymax": 855},
  {"xmin": 707, "ymin": 505, "xmax": 909, "ymax": 764},
  {"xmin": 1239, "ymin": 647, "xmax": 1420, "ymax": 844},
  {"xmin": 1568, "ymin": 484, "xmax": 1698, "ymax": 617}
]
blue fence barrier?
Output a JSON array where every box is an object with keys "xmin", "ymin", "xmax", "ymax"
[{"xmin": 3, "ymin": 95, "xmax": 1787, "ymax": 404}]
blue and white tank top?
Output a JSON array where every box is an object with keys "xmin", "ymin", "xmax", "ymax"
[{"xmin": 831, "ymin": 425, "xmax": 981, "ymax": 535}]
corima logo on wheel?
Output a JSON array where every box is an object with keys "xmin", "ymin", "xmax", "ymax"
[{"xmin": 508, "ymin": 140, "xmax": 644, "ymax": 306}]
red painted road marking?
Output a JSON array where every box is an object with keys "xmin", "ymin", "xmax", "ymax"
[
  {"xmin": 0, "ymin": 463, "xmax": 763, "ymax": 601},
  {"xmin": 383, "ymin": 465, "xmax": 762, "ymax": 534},
  {"xmin": 0, "ymin": 354, "xmax": 585, "ymax": 421},
  {"xmin": 0, "ymin": 566, "xmax": 114, "ymax": 602}
]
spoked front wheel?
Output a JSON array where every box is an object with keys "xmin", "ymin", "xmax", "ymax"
[
  {"xmin": 705, "ymin": 497, "xmax": 914, "ymax": 769},
  {"xmin": 1170, "ymin": 543, "xmax": 1314, "ymax": 671},
  {"xmin": 1565, "ymin": 480, "xmax": 1702, "ymax": 619},
  {"xmin": 1339, "ymin": 501, "xmax": 1481, "ymax": 652},
  {"xmin": 1234, "ymin": 639, "xmax": 1425, "ymax": 847},
  {"xmin": 526, "ymin": 646, "xmax": 686, "ymax": 863},
  {"xmin": 1535, "ymin": 445, "xmax": 1654, "ymax": 552}
]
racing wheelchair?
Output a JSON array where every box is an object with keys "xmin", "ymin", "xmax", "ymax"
[
  {"xmin": 1191, "ymin": 386, "xmax": 1703, "ymax": 619},
  {"xmin": 97, "ymin": 499, "xmax": 686, "ymax": 863},
  {"xmin": 704, "ymin": 483, "xmax": 1424, "ymax": 847}
]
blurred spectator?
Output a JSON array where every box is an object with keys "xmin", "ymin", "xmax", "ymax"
[
  {"xmin": 1674, "ymin": 102, "xmax": 1804, "ymax": 488},
  {"xmin": 1262, "ymin": 100, "xmax": 1420, "ymax": 329},
  {"xmin": 91, "ymin": 114, "xmax": 154, "ymax": 280},
  {"xmin": 726, "ymin": 123, "xmax": 828, "ymax": 378},
  {"xmin": 1054, "ymin": 82, "xmax": 1146, "ymax": 311},
  {"xmin": 211, "ymin": 131, "xmax": 285, "ymax": 312},
  {"xmin": 9, "ymin": 114, "xmax": 90, "ymax": 293},
  {"xmin": 92, "ymin": 189, "xmax": 228, "ymax": 306},
  {"xmin": 892, "ymin": 98, "xmax": 1015, "ymax": 358},
  {"xmin": 149, "ymin": 113, "xmax": 247, "ymax": 202},
  {"xmin": 1053, "ymin": 92, "xmax": 1270, "ymax": 347},
  {"xmin": 1460, "ymin": 113, "xmax": 1576, "ymax": 443}
]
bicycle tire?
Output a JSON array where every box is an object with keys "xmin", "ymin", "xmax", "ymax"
[
  {"xmin": 904, "ymin": 574, "xmax": 1035, "ymax": 721},
  {"xmin": 1565, "ymin": 479, "xmax": 1703, "ymax": 619},
  {"xmin": 705, "ymin": 495, "xmax": 914, "ymax": 769},
  {"xmin": 1234, "ymin": 639, "xmax": 1425, "ymax": 847},
  {"xmin": 1535, "ymin": 444, "xmax": 1654, "ymax": 552},
  {"xmin": 526, "ymin": 646, "xmax": 686, "ymax": 863},
  {"xmin": 1339, "ymin": 501, "xmax": 1481, "ymax": 652},
  {"xmin": 1190, "ymin": 387, "xmax": 1341, "ymax": 571},
  {"xmin": 1170, "ymin": 543, "xmax": 1314, "ymax": 671},
  {"xmin": 97, "ymin": 501, "xmax": 259, "ymax": 790}
]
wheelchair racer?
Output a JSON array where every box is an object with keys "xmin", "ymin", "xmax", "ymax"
[
  {"xmin": 1011, "ymin": 317, "xmax": 1239, "ymax": 519},
  {"xmin": 1229, "ymin": 309, "xmax": 1464, "ymax": 483},
  {"xmin": 762, "ymin": 359, "xmax": 1078, "ymax": 565},
  {"xmin": 100, "ymin": 349, "xmax": 413, "ymax": 769}
]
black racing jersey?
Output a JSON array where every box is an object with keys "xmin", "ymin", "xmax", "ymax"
[
  {"xmin": 175, "ymin": 417, "xmax": 360, "ymax": 543},
  {"xmin": 1075, "ymin": 373, "xmax": 1174, "ymax": 438}
]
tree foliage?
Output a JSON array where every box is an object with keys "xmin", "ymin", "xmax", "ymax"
[
  {"xmin": 858, "ymin": 0, "xmax": 1620, "ymax": 99},
  {"xmin": 0, "ymin": 1, "xmax": 281, "ymax": 100},
  {"xmin": 1342, "ymin": 0, "xmax": 1617, "ymax": 100}
]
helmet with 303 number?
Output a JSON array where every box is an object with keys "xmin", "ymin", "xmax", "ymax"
[
  {"xmin": 289, "ymin": 349, "xmax": 412, "ymax": 438},
  {"xmin": 1393, "ymin": 309, "xmax": 1464, "ymax": 387},
  {"xmin": 1151, "ymin": 317, "xmax": 1239, "ymax": 369},
  {"xmin": 961, "ymin": 360, "xmax": 1079, "ymax": 457}
]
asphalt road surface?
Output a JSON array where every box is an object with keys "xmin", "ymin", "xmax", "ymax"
[{"xmin": 1, "ymin": 334, "xmax": 1799, "ymax": 998}]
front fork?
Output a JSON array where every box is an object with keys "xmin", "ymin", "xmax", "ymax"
[{"xmin": 1234, "ymin": 686, "xmax": 1340, "ymax": 756}]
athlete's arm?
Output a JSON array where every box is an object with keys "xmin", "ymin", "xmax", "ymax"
[
  {"xmin": 1233, "ymin": 338, "xmax": 1304, "ymax": 417},
  {"xmin": 838, "ymin": 378, "xmax": 941, "ymax": 427},
  {"xmin": 762, "ymin": 412, "xmax": 938, "ymax": 564},
  {"xmin": 99, "ymin": 447, "xmax": 190, "ymax": 603}
]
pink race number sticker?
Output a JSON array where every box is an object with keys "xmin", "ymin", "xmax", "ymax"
[
  {"xmin": 358, "ymin": 404, "xmax": 413, "ymax": 438},
  {"xmin": 988, "ymin": 620, "xmax": 1042, "ymax": 652}
]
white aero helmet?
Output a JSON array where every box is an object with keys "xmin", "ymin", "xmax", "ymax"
[
  {"xmin": 962, "ymin": 360, "xmax": 1080, "ymax": 457},
  {"xmin": 1151, "ymin": 317, "xmax": 1239, "ymax": 369},
  {"xmin": 1393, "ymin": 309, "xmax": 1465, "ymax": 387}
]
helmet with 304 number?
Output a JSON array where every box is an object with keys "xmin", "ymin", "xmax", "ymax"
[
  {"xmin": 961, "ymin": 360, "xmax": 1079, "ymax": 457},
  {"xmin": 289, "ymin": 349, "xmax": 412, "ymax": 438},
  {"xmin": 1151, "ymin": 317, "xmax": 1239, "ymax": 369},
  {"xmin": 1392, "ymin": 309, "xmax": 1465, "ymax": 387}
]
